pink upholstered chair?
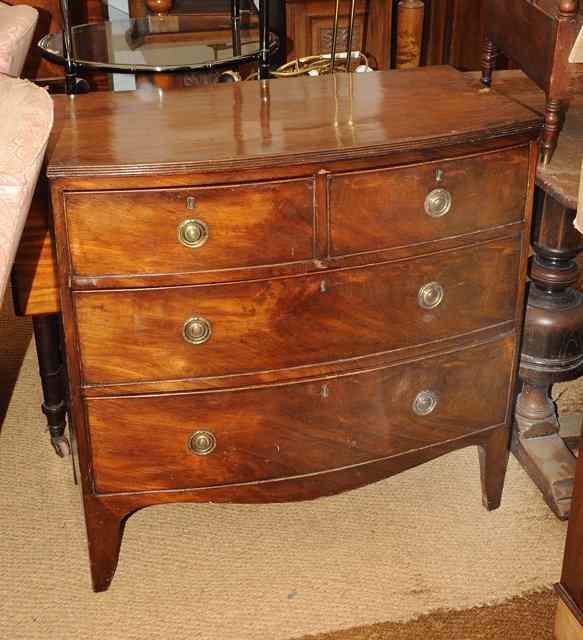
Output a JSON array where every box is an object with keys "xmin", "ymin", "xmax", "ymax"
[
  {"xmin": 0, "ymin": 1, "xmax": 53, "ymax": 302},
  {"xmin": 0, "ymin": 1, "xmax": 38, "ymax": 77},
  {"xmin": 0, "ymin": 74, "xmax": 53, "ymax": 302}
]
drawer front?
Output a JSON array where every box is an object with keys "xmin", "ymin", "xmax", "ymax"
[
  {"xmin": 329, "ymin": 147, "xmax": 529, "ymax": 256},
  {"xmin": 75, "ymin": 237, "xmax": 521, "ymax": 385},
  {"xmin": 64, "ymin": 179, "xmax": 315, "ymax": 277},
  {"xmin": 88, "ymin": 337, "xmax": 515, "ymax": 493}
]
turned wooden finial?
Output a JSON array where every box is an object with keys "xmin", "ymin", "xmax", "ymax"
[
  {"xmin": 145, "ymin": 0, "xmax": 173, "ymax": 15},
  {"xmin": 558, "ymin": 0, "xmax": 578, "ymax": 17}
]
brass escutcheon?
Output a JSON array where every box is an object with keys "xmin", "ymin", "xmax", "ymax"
[
  {"xmin": 182, "ymin": 316, "xmax": 212, "ymax": 345},
  {"xmin": 177, "ymin": 219, "xmax": 208, "ymax": 249},
  {"xmin": 188, "ymin": 430, "xmax": 216, "ymax": 455},
  {"xmin": 413, "ymin": 390, "xmax": 439, "ymax": 416},
  {"xmin": 424, "ymin": 188, "xmax": 452, "ymax": 217},
  {"xmin": 417, "ymin": 281, "xmax": 444, "ymax": 310}
]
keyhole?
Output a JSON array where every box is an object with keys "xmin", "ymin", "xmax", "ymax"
[
  {"xmin": 319, "ymin": 280, "xmax": 327, "ymax": 293},
  {"xmin": 320, "ymin": 384, "xmax": 330, "ymax": 399}
]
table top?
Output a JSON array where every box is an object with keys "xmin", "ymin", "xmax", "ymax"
[
  {"xmin": 467, "ymin": 70, "xmax": 582, "ymax": 210},
  {"xmin": 46, "ymin": 66, "xmax": 541, "ymax": 179},
  {"xmin": 39, "ymin": 2, "xmax": 277, "ymax": 74}
]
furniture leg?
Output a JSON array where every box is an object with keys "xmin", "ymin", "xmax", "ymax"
[
  {"xmin": 258, "ymin": 0, "xmax": 270, "ymax": 78},
  {"xmin": 32, "ymin": 314, "xmax": 70, "ymax": 457},
  {"xmin": 541, "ymin": 98, "xmax": 563, "ymax": 165},
  {"xmin": 512, "ymin": 189, "xmax": 583, "ymax": 519},
  {"xmin": 84, "ymin": 498, "xmax": 133, "ymax": 593},
  {"xmin": 480, "ymin": 38, "xmax": 498, "ymax": 88},
  {"xmin": 554, "ymin": 594, "xmax": 583, "ymax": 640},
  {"xmin": 478, "ymin": 428, "xmax": 510, "ymax": 510}
]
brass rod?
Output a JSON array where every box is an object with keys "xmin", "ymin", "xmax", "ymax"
[
  {"xmin": 330, "ymin": 0, "xmax": 341, "ymax": 72},
  {"xmin": 345, "ymin": 0, "xmax": 357, "ymax": 71}
]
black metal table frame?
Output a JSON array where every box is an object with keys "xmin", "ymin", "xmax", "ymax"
[{"xmin": 51, "ymin": 0, "xmax": 273, "ymax": 94}]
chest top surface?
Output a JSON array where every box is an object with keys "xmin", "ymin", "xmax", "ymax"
[{"xmin": 46, "ymin": 66, "xmax": 541, "ymax": 179}]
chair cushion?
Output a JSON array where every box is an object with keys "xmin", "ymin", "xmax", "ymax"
[
  {"xmin": 0, "ymin": 3, "xmax": 38, "ymax": 77},
  {"xmin": 0, "ymin": 74, "xmax": 53, "ymax": 301}
]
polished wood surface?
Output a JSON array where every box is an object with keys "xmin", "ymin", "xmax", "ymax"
[
  {"xmin": 64, "ymin": 179, "xmax": 315, "ymax": 277},
  {"xmin": 87, "ymin": 337, "xmax": 514, "ymax": 493},
  {"xmin": 40, "ymin": 68, "xmax": 540, "ymax": 590},
  {"xmin": 329, "ymin": 146, "xmax": 529, "ymax": 255},
  {"xmin": 74, "ymin": 238, "xmax": 520, "ymax": 386},
  {"xmin": 10, "ymin": 68, "xmax": 541, "ymax": 317},
  {"xmin": 45, "ymin": 67, "xmax": 540, "ymax": 178},
  {"xmin": 10, "ymin": 178, "xmax": 59, "ymax": 316}
]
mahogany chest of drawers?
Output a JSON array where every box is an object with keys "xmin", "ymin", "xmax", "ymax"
[{"xmin": 45, "ymin": 66, "xmax": 541, "ymax": 591}]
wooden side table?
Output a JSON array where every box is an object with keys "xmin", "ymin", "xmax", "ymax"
[{"xmin": 479, "ymin": 70, "xmax": 583, "ymax": 519}]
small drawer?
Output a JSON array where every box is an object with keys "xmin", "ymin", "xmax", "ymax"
[
  {"xmin": 87, "ymin": 337, "xmax": 514, "ymax": 493},
  {"xmin": 74, "ymin": 236, "xmax": 521, "ymax": 385},
  {"xmin": 64, "ymin": 179, "xmax": 315, "ymax": 277},
  {"xmin": 329, "ymin": 147, "xmax": 529, "ymax": 256}
]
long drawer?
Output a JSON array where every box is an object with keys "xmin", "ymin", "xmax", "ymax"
[
  {"xmin": 87, "ymin": 337, "xmax": 515, "ymax": 493},
  {"xmin": 329, "ymin": 147, "xmax": 529, "ymax": 256},
  {"xmin": 64, "ymin": 178, "xmax": 315, "ymax": 278},
  {"xmin": 74, "ymin": 237, "xmax": 521, "ymax": 385}
]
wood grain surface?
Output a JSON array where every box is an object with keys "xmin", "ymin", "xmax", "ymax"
[
  {"xmin": 41, "ymin": 67, "xmax": 541, "ymax": 591},
  {"xmin": 64, "ymin": 179, "xmax": 315, "ymax": 277},
  {"xmin": 45, "ymin": 67, "xmax": 541, "ymax": 178},
  {"xmin": 73, "ymin": 236, "xmax": 521, "ymax": 386},
  {"xmin": 329, "ymin": 146, "xmax": 529, "ymax": 256},
  {"xmin": 87, "ymin": 336, "xmax": 514, "ymax": 494}
]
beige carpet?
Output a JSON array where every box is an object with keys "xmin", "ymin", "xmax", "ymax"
[{"xmin": 0, "ymin": 294, "xmax": 574, "ymax": 640}]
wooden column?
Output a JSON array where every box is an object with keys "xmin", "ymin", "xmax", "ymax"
[
  {"xmin": 513, "ymin": 190, "xmax": 583, "ymax": 519},
  {"xmin": 395, "ymin": 0, "xmax": 425, "ymax": 69}
]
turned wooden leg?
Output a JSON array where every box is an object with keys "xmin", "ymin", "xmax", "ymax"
[
  {"xmin": 541, "ymin": 98, "xmax": 563, "ymax": 165},
  {"xmin": 480, "ymin": 39, "xmax": 498, "ymax": 88},
  {"xmin": 478, "ymin": 428, "xmax": 510, "ymax": 511},
  {"xmin": 512, "ymin": 190, "xmax": 583, "ymax": 519},
  {"xmin": 84, "ymin": 498, "xmax": 133, "ymax": 592},
  {"xmin": 32, "ymin": 314, "xmax": 70, "ymax": 457}
]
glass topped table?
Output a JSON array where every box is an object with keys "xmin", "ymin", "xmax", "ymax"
[{"xmin": 39, "ymin": 0, "xmax": 275, "ymax": 91}]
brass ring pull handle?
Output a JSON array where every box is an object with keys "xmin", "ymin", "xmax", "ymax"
[
  {"xmin": 424, "ymin": 188, "xmax": 452, "ymax": 218},
  {"xmin": 413, "ymin": 390, "xmax": 439, "ymax": 416},
  {"xmin": 417, "ymin": 281, "xmax": 444, "ymax": 310},
  {"xmin": 182, "ymin": 316, "xmax": 212, "ymax": 345},
  {"xmin": 188, "ymin": 430, "xmax": 216, "ymax": 455},
  {"xmin": 177, "ymin": 219, "xmax": 209, "ymax": 249}
]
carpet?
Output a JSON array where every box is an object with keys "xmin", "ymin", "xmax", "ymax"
[
  {"xmin": 0, "ymin": 292, "xmax": 574, "ymax": 640},
  {"xmin": 297, "ymin": 589, "xmax": 558, "ymax": 640}
]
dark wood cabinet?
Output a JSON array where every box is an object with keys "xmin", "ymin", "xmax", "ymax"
[
  {"xmin": 285, "ymin": 0, "xmax": 392, "ymax": 68},
  {"xmin": 421, "ymin": 0, "xmax": 512, "ymax": 70}
]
